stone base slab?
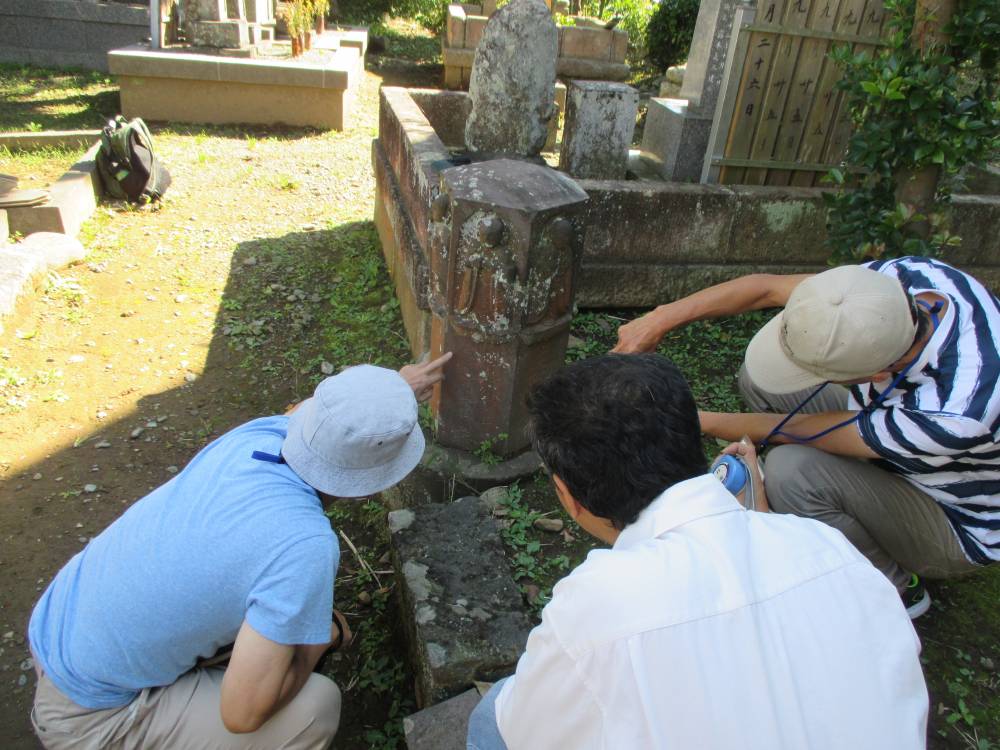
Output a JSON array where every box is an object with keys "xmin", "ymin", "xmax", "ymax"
[
  {"xmin": 388, "ymin": 496, "xmax": 532, "ymax": 708},
  {"xmin": 5, "ymin": 142, "xmax": 101, "ymax": 239},
  {"xmin": 109, "ymin": 42, "xmax": 365, "ymax": 130}
]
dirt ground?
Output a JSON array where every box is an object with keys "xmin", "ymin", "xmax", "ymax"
[{"xmin": 0, "ymin": 49, "xmax": 442, "ymax": 748}]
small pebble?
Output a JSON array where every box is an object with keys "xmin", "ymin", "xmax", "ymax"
[
  {"xmin": 96, "ymin": 411, "xmax": 108, "ymax": 420},
  {"xmin": 83, "ymin": 484, "xmax": 97, "ymax": 493},
  {"xmin": 67, "ymin": 355, "xmax": 85, "ymax": 364},
  {"xmin": 95, "ymin": 441, "xmax": 111, "ymax": 449},
  {"xmin": 20, "ymin": 658, "xmax": 33, "ymax": 672},
  {"xmin": 523, "ymin": 584, "xmax": 541, "ymax": 605},
  {"xmin": 533, "ymin": 517, "xmax": 564, "ymax": 533},
  {"xmin": 166, "ymin": 466, "xmax": 178, "ymax": 474},
  {"xmin": 175, "ymin": 294, "xmax": 188, "ymax": 303},
  {"xmin": 357, "ymin": 591, "xmax": 372, "ymax": 606},
  {"xmin": 32, "ymin": 473, "xmax": 41, "ymax": 481},
  {"xmin": 146, "ymin": 421, "xmax": 158, "ymax": 428},
  {"xmin": 320, "ymin": 361, "xmax": 335, "ymax": 375},
  {"xmin": 130, "ymin": 427, "xmax": 145, "ymax": 439},
  {"xmin": 17, "ymin": 674, "xmax": 27, "ymax": 687},
  {"xmin": 184, "ymin": 373, "xmax": 198, "ymax": 383}
]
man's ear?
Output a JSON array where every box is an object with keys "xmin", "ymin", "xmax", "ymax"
[{"xmin": 551, "ymin": 474, "xmax": 582, "ymax": 520}]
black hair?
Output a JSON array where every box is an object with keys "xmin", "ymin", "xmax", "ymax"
[{"xmin": 526, "ymin": 354, "xmax": 707, "ymax": 530}]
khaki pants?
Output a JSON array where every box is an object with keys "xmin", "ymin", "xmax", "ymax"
[
  {"xmin": 31, "ymin": 666, "xmax": 341, "ymax": 750},
  {"xmin": 738, "ymin": 365, "xmax": 980, "ymax": 591}
]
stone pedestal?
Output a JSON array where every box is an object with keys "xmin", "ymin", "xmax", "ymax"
[
  {"xmin": 559, "ymin": 80, "xmax": 638, "ymax": 180},
  {"xmin": 640, "ymin": 0, "xmax": 739, "ymax": 181},
  {"xmin": 427, "ymin": 159, "xmax": 588, "ymax": 456}
]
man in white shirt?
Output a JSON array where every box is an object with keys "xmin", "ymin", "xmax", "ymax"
[{"xmin": 467, "ymin": 354, "xmax": 929, "ymax": 750}]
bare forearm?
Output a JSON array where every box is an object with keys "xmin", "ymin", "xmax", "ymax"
[
  {"xmin": 699, "ymin": 411, "xmax": 788, "ymax": 444},
  {"xmin": 700, "ymin": 410, "xmax": 878, "ymax": 458},
  {"xmin": 653, "ymin": 274, "xmax": 804, "ymax": 332},
  {"xmin": 261, "ymin": 645, "xmax": 328, "ymax": 725}
]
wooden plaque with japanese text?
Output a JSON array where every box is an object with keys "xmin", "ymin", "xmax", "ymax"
[{"xmin": 703, "ymin": 0, "xmax": 889, "ymax": 186}]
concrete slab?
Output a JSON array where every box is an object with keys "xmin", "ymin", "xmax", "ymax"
[
  {"xmin": 0, "ymin": 232, "xmax": 86, "ymax": 334},
  {"xmin": 389, "ymin": 496, "xmax": 532, "ymax": 707},
  {"xmin": 403, "ymin": 688, "xmax": 480, "ymax": 750},
  {"xmin": 5, "ymin": 142, "xmax": 100, "ymax": 238}
]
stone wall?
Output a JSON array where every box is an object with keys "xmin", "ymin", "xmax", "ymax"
[
  {"xmin": 0, "ymin": 0, "xmax": 149, "ymax": 72},
  {"xmin": 575, "ymin": 182, "xmax": 1000, "ymax": 306},
  {"xmin": 442, "ymin": 2, "xmax": 629, "ymax": 89},
  {"xmin": 379, "ymin": 88, "xmax": 1000, "ymax": 322}
]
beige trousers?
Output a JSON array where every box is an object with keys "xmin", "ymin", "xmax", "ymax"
[
  {"xmin": 31, "ymin": 667, "xmax": 341, "ymax": 750},
  {"xmin": 738, "ymin": 365, "xmax": 980, "ymax": 591}
]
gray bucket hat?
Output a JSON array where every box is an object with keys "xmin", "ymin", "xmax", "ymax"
[{"xmin": 282, "ymin": 365, "xmax": 425, "ymax": 497}]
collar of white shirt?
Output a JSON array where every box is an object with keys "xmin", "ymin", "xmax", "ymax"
[{"xmin": 614, "ymin": 474, "xmax": 742, "ymax": 551}]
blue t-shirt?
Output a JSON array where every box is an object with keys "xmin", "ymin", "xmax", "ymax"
[{"xmin": 28, "ymin": 415, "xmax": 338, "ymax": 710}]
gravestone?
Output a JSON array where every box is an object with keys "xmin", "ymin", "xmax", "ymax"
[
  {"xmin": 641, "ymin": 0, "xmax": 740, "ymax": 181},
  {"xmin": 464, "ymin": 0, "xmax": 558, "ymax": 157},
  {"xmin": 559, "ymin": 80, "xmax": 639, "ymax": 179}
]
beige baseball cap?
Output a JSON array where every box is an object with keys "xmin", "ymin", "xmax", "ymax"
[{"xmin": 744, "ymin": 266, "xmax": 917, "ymax": 394}]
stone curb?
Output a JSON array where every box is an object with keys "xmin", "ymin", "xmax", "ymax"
[{"xmin": 0, "ymin": 131, "xmax": 102, "ymax": 152}]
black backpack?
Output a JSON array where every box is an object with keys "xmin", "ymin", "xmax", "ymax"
[{"xmin": 96, "ymin": 116, "xmax": 171, "ymax": 203}]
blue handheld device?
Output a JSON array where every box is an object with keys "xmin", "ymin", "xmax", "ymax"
[{"xmin": 711, "ymin": 454, "xmax": 750, "ymax": 496}]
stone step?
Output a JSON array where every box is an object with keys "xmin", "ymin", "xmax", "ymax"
[
  {"xmin": 388, "ymin": 495, "xmax": 532, "ymax": 708},
  {"xmin": 403, "ymin": 687, "xmax": 481, "ymax": 750}
]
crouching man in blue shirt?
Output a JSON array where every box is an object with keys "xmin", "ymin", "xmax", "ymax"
[{"xmin": 28, "ymin": 354, "xmax": 450, "ymax": 750}]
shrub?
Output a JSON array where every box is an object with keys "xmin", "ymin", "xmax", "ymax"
[{"xmin": 645, "ymin": 0, "xmax": 699, "ymax": 70}]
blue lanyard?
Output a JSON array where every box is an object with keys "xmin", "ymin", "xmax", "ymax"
[{"xmin": 758, "ymin": 298, "xmax": 942, "ymax": 449}]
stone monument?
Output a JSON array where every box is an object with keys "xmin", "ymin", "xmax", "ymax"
[
  {"xmin": 640, "ymin": 0, "xmax": 740, "ymax": 181},
  {"xmin": 464, "ymin": 0, "xmax": 558, "ymax": 157}
]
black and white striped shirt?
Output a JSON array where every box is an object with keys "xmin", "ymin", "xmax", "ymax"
[{"xmin": 847, "ymin": 257, "xmax": 1000, "ymax": 564}]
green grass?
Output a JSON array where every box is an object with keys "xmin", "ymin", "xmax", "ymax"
[
  {"xmin": 0, "ymin": 144, "xmax": 88, "ymax": 188},
  {"xmin": 369, "ymin": 18, "xmax": 442, "ymax": 65},
  {"xmin": 0, "ymin": 64, "xmax": 118, "ymax": 132}
]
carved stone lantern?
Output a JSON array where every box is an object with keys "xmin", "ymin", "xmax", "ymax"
[{"xmin": 427, "ymin": 159, "xmax": 589, "ymax": 456}]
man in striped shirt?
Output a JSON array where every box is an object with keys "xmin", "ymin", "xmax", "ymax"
[{"xmin": 614, "ymin": 257, "xmax": 999, "ymax": 618}]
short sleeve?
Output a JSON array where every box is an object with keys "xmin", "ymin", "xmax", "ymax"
[
  {"xmin": 857, "ymin": 406, "xmax": 992, "ymax": 467},
  {"xmin": 246, "ymin": 533, "xmax": 338, "ymax": 645}
]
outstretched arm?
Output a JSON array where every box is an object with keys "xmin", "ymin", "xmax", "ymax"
[{"xmin": 612, "ymin": 273, "xmax": 811, "ymax": 354}]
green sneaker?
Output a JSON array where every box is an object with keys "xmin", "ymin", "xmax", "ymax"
[{"xmin": 901, "ymin": 575, "xmax": 931, "ymax": 620}]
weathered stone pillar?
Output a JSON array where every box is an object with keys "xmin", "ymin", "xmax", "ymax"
[
  {"xmin": 427, "ymin": 159, "xmax": 588, "ymax": 456},
  {"xmin": 559, "ymin": 80, "xmax": 639, "ymax": 179}
]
